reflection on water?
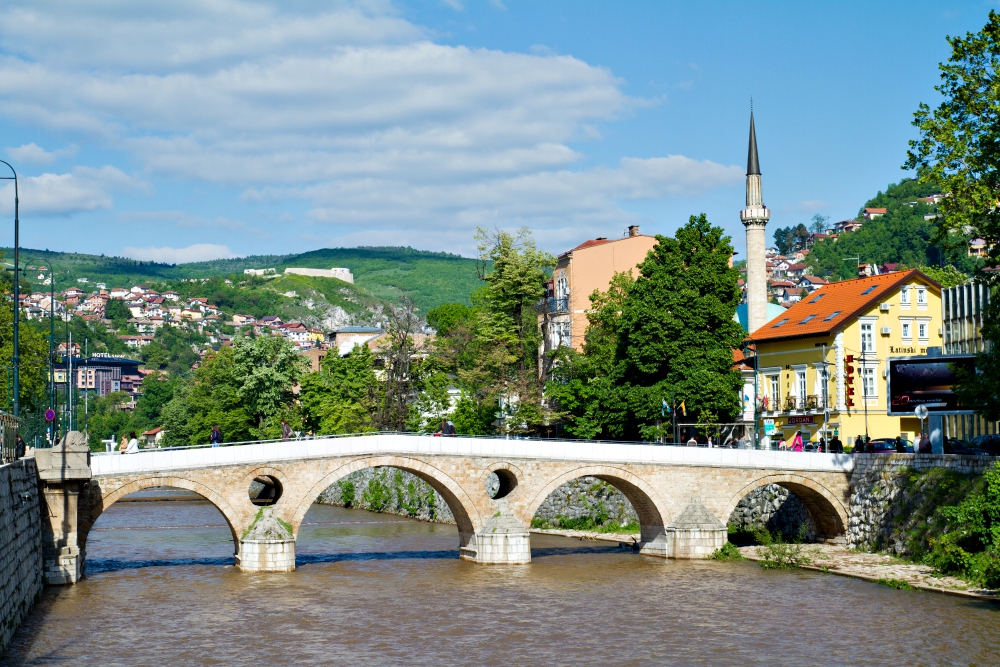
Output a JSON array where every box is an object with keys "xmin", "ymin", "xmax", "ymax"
[{"xmin": 3, "ymin": 489, "xmax": 999, "ymax": 666}]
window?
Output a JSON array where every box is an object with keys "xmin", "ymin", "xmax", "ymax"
[
  {"xmin": 918, "ymin": 322, "xmax": 927, "ymax": 339},
  {"xmin": 797, "ymin": 371, "xmax": 807, "ymax": 407},
  {"xmin": 799, "ymin": 314, "xmax": 817, "ymax": 324},
  {"xmin": 861, "ymin": 322, "xmax": 875, "ymax": 353},
  {"xmin": 823, "ymin": 310, "xmax": 842, "ymax": 321},
  {"xmin": 862, "ymin": 367, "xmax": 877, "ymax": 399},
  {"xmin": 901, "ymin": 287, "xmax": 910, "ymax": 304},
  {"xmin": 861, "ymin": 285, "xmax": 879, "ymax": 295},
  {"xmin": 809, "ymin": 293, "xmax": 825, "ymax": 303},
  {"xmin": 901, "ymin": 322, "xmax": 911, "ymax": 339},
  {"xmin": 917, "ymin": 288, "xmax": 926, "ymax": 304},
  {"xmin": 768, "ymin": 375, "xmax": 779, "ymax": 407},
  {"xmin": 772, "ymin": 318, "xmax": 789, "ymax": 328}
]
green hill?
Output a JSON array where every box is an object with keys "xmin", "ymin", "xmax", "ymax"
[{"xmin": 2, "ymin": 246, "xmax": 483, "ymax": 314}]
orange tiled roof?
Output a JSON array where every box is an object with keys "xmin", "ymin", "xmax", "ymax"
[{"xmin": 748, "ymin": 269, "xmax": 939, "ymax": 342}]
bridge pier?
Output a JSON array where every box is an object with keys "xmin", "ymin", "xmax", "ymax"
[
  {"xmin": 459, "ymin": 505, "xmax": 531, "ymax": 565},
  {"xmin": 662, "ymin": 499, "xmax": 727, "ymax": 559},
  {"xmin": 236, "ymin": 508, "xmax": 296, "ymax": 573}
]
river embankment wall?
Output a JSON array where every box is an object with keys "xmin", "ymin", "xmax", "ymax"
[
  {"xmin": 0, "ymin": 459, "xmax": 44, "ymax": 654},
  {"xmin": 846, "ymin": 453, "xmax": 996, "ymax": 551}
]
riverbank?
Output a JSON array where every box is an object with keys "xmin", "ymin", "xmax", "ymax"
[
  {"xmin": 737, "ymin": 544, "xmax": 1000, "ymax": 602},
  {"xmin": 531, "ymin": 527, "xmax": 1000, "ymax": 602}
]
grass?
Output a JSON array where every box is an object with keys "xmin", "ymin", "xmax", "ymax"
[
  {"xmin": 876, "ymin": 577, "xmax": 916, "ymax": 591},
  {"xmin": 530, "ymin": 516, "xmax": 640, "ymax": 533}
]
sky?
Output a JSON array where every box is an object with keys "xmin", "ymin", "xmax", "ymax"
[{"xmin": 0, "ymin": 0, "xmax": 992, "ymax": 262}]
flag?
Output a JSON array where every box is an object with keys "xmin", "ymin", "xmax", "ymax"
[
  {"xmin": 680, "ymin": 401, "xmax": 687, "ymax": 417},
  {"xmin": 661, "ymin": 398, "xmax": 670, "ymax": 417}
]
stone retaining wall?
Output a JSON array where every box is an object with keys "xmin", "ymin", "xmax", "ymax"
[
  {"xmin": 846, "ymin": 453, "xmax": 997, "ymax": 550},
  {"xmin": 0, "ymin": 459, "xmax": 43, "ymax": 655}
]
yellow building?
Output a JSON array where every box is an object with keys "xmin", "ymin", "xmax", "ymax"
[{"xmin": 746, "ymin": 269, "xmax": 942, "ymax": 449}]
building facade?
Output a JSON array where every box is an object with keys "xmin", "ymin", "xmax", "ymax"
[
  {"xmin": 747, "ymin": 270, "xmax": 943, "ymax": 448},
  {"xmin": 941, "ymin": 279, "xmax": 997, "ymax": 441},
  {"xmin": 538, "ymin": 225, "xmax": 657, "ymax": 357}
]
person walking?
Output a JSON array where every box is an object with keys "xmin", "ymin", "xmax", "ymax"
[
  {"xmin": 15, "ymin": 435, "xmax": 25, "ymax": 460},
  {"xmin": 280, "ymin": 419, "xmax": 293, "ymax": 441},
  {"xmin": 865, "ymin": 436, "xmax": 876, "ymax": 453},
  {"xmin": 830, "ymin": 432, "xmax": 842, "ymax": 453},
  {"xmin": 918, "ymin": 431, "xmax": 932, "ymax": 454},
  {"xmin": 894, "ymin": 436, "xmax": 906, "ymax": 453},
  {"xmin": 686, "ymin": 435, "xmax": 698, "ymax": 446},
  {"xmin": 210, "ymin": 425, "xmax": 223, "ymax": 448},
  {"xmin": 790, "ymin": 430, "xmax": 804, "ymax": 452},
  {"xmin": 119, "ymin": 434, "xmax": 128, "ymax": 453},
  {"xmin": 125, "ymin": 431, "xmax": 140, "ymax": 454}
]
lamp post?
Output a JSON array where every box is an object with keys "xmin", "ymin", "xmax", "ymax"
[
  {"xmin": 744, "ymin": 337, "xmax": 760, "ymax": 449},
  {"xmin": 0, "ymin": 160, "xmax": 19, "ymax": 417}
]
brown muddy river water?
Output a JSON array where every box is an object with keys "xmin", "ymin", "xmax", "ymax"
[{"xmin": 4, "ymin": 488, "xmax": 999, "ymax": 666}]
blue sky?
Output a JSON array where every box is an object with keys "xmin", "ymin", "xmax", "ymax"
[{"xmin": 0, "ymin": 1, "xmax": 990, "ymax": 262}]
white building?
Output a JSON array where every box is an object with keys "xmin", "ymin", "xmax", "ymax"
[{"xmin": 283, "ymin": 267, "xmax": 354, "ymax": 283}]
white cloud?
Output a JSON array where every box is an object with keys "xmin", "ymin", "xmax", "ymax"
[
  {"xmin": 122, "ymin": 243, "xmax": 236, "ymax": 264},
  {"xmin": 4, "ymin": 143, "xmax": 77, "ymax": 165},
  {"xmin": 0, "ymin": 1, "xmax": 742, "ymax": 248},
  {"xmin": 0, "ymin": 166, "xmax": 147, "ymax": 216}
]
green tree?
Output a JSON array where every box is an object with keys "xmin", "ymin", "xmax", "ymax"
[
  {"xmin": 86, "ymin": 391, "xmax": 133, "ymax": 450},
  {"xmin": 548, "ymin": 215, "xmax": 744, "ymax": 440},
  {"xmin": 616, "ymin": 214, "xmax": 744, "ymax": 439},
  {"xmin": 905, "ymin": 11, "xmax": 1000, "ymax": 419},
  {"xmin": 299, "ymin": 344, "xmax": 378, "ymax": 434},
  {"xmin": 105, "ymin": 299, "xmax": 132, "ymax": 329},
  {"xmin": 231, "ymin": 334, "xmax": 306, "ymax": 435},
  {"xmin": 425, "ymin": 303, "xmax": 471, "ymax": 335}
]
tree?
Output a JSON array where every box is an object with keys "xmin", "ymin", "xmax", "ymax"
[
  {"xmin": 548, "ymin": 215, "xmax": 744, "ymax": 440},
  {"xmin": 809, "ymin": 214, "xmax": 830, "ymax": 234},
  {"xmin": 425, "ymin": 303, "xmax": 471, "ymax": 335},
  {"xmin": 231, "ymin": 334, "xmax": 306, "ymax": 435},
  {"xmin": 299, "ymin": 344, "xmax": 378, "ymax": 435},
  {"xmin": 905, "ymin": 11, "xmax": 1000, "ymax": 419},
  {"xmin": 105, "ymin": 299, "xmax": 132, "ymax": 329}
]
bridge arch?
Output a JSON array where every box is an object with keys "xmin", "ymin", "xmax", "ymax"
[
  {"xmin": 722, "ymin": 474, "xmax": 847, "ymax": 540},
  {"xmin": 523, "ymin": 465, "xmax": 670, "ymax": 543},
  {"xmin": 290, "ymin": 456, "xmax": 483, "ymax": 547},
  {"xmin": 79, "ymin": 475, "xmax": 244, "ymax": 555}
]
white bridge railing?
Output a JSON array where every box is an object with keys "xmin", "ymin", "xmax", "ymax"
[{"xmin": 91, "ymin": 432, "xmax": 855, "ymax": 477}]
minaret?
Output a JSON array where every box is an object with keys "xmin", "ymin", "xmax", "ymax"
[{"xmin": 740, "ymin": 110, "xmax": 770, "ymax": 335}]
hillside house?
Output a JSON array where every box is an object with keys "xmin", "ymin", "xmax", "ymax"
[{"xmin": 862, "ymin": 208, "xmax": 887, "ymax": 220}]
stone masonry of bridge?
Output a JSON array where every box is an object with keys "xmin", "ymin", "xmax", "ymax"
[{"xmin": 77, "ymin": 434, "xmax": 853, "ymax": 572}]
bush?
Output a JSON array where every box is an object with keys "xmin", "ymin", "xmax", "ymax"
[
  {"xmin": 753, "ymin": 528, "xmax": 812, "ymax": 569},
  {"xmin": 338, "ymin": 479, "xmax": 355, "ymax": 508},
  {"xmin": 709, "ymin": 542, "xmax": 744, "ymax": 561}
]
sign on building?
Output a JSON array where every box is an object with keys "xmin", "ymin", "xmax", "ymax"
[{"xmin": 887, "ymin": 354, "xmax": 976, "ymax": 415}]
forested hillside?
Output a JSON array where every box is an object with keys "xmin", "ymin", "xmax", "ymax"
[
  {"xmin": 805, "ymin": 177, "xmax": 979, "ymax": 281},
  {"xmin": 2, "ymin": 246, "xmax": 483, "ymax": 313}
]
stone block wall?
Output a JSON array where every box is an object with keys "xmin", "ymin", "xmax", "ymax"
[
  {"xmin": 727, "ymin": 484, "xmax": 816, "ymax": 542},
  {"xmin": 316, "ymin": 468, "xmax": 640, "ymax": 529},
  {"xmin": 847, "ymin": 453, "xmax": 997, "ymax": 550},
  {"xmin": 0, "ymin": 459, "xmax": 44, "ymax": 654}
]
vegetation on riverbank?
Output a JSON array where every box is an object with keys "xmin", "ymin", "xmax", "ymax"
[{"xmin": 530, "ymin": 516, "xmax": 640, "ymax": 534}]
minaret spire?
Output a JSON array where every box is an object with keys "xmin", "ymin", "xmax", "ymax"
[
  {"xmin": 740, "ymin": 107, "xmax": 770, "ymax": 335},
  {"xmin": 747, "ymin": 111, "xmax": 760, "ymax": 176}
]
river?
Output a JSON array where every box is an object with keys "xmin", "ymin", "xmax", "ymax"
[{"xmin": 3, "ymin": 488, "xmax": 998, "ymax": 666}]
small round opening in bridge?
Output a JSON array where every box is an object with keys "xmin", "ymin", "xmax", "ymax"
[
  {"xmin": 486, "ymin": 469, "xmax": 517, "ymax": 500},
  {"xmin": 249, "ymin": 475, "xmax": 283, "ymax": 506}
]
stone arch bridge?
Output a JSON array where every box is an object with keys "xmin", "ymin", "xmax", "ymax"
[{"xmin": 80, "ymin": 434, "xmax": 853, "ymax": 572}]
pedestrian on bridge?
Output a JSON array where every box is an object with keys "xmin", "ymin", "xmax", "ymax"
[
  {"xmin": 126, "ymin": 432, "xmax": 139, "ymax": 454},
  {"xmin": 211, "ymin": 425, "xmax": 224, "ymax": 448},
  {"xmin": 281, "ymin": 419, "xmax": 293, "ymax": 441}
]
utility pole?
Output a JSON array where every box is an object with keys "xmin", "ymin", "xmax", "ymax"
[
  {"xmin": 0, "ymin": 160, "xmax": 19, "ymax": 417},
  {"xmin": 67, "ymin": 331, "xmax": 73, "ymax": 433},
  {"xmin": 49, "ymin": 268, "xmax": 55, "ymax": 431}
]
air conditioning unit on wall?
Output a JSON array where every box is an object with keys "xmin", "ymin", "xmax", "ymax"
[
  {"xmin": 880, "ymin": 303, "xmax": 891, "ymax": 311},
  {"xmin": 880, "ymin": 326, "xmax": 891, "ymax": 335}
]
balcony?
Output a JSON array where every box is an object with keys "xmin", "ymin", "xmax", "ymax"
[
  {"xmin": 539, "ymin": 297, "xmax": 570, "ymax": 314},
  {"xmin": 782, "ymin": 395, "xmax": 826, "ymax": 413}
]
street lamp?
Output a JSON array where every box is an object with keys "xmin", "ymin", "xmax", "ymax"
[
  {"xmin": 0, "ymin": 160, "xmax": 18, "ymax": 417},
  {"xmin": 743, "ymin": 337, "xmax": 760, "ymax": 449}
]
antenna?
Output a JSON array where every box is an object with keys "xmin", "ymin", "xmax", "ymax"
[{"xmin": 750, "ymin": 97, "xmax": 753, "ymax": 113}]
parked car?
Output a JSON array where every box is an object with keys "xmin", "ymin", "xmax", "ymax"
[
  {"xmin": 945, "ymin": 438, "xmax": 983, "ymax": 455},
  {"xmin": 969, "ymin": 434, "xmax": 1000, "ymax": 456},
  {"xmin": 868, "ymin": 437, "xmax": 913, "ymax": 453}
]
